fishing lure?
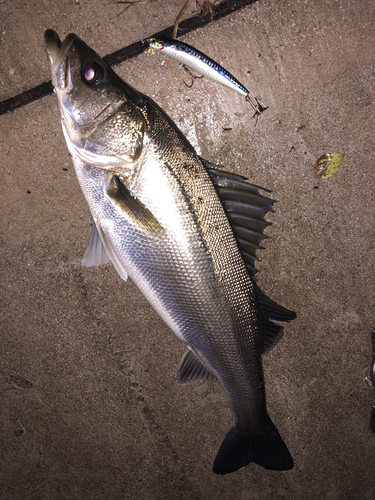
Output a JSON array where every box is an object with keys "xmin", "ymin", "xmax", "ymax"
[{"xmin": 146, "ymin": 37, "xmax": 267, "ymax": 117}]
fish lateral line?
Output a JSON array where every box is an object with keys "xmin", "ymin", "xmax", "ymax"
[{"xmin": 145, "ymin": 36, "xmax": 267, "ymax": 117}]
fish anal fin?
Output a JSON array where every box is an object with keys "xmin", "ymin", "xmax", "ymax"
[
  {"xmin": 213, "ymin": 417, "xmax": 293, "ymax": 475},
  {"xmin": 178, "ymin": 347, "xmax": 217, "ymax": 384}
]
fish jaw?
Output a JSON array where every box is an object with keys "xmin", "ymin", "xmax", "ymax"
[
  {"xmin": 44, "ymin": 31, "xmax": 89, "ymax": 130},
  {"xmin": 45, "ymin": 30, "xmax": 75, "ymax": 91}
]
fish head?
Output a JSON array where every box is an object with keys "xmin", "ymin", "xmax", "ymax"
[
  {"xmin": 45, "ymin": 30, "xmax": 120, "ymax": 136},
  {"xmin": 45, "ymin": 30, "xmax": 146, "ymax": 169}
]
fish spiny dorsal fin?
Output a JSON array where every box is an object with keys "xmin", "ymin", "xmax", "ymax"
[
  {"xmin": 204, "ymin": 162, "xmax": 274, "ymax": 280},
  {"xmin": 178, "ymin": 346, "xmax": 217, "ymax": 384},
  {"xmin": 204, "ymin": 160, "xmax": 296, "ymax": 352}
]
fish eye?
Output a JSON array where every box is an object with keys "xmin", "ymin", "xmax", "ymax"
[{"xmin": 82, "ymin": 62, "xmax": 104, "ymax": 85}]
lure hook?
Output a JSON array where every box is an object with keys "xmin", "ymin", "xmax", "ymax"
[
  {"xmin": 181, "ymin": 63, "xmax": 204, "ymax": 88},
  {"xmin": 246, "ymin": 95, "xmax": 268, "ymax": 121}
]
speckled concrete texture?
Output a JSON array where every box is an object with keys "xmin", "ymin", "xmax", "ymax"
[{"xmin": 1, "ymin": 1, "xmax": 374, "ymax": 499}]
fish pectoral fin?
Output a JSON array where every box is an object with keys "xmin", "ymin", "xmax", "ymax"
[
  {"xmin": 106, "ymin": 175, "xmax": 164, "ymax": 236},
  {"xmin": 82, "ymin": 222, "xmax": 111, "ymax": 267},
  {"xmin": 177, "ymin": 347, "xmax": 217, "ymax": 384},
  {"xmin": 83, "ymin": 220, "xmax": 128, "ymax": 281}
]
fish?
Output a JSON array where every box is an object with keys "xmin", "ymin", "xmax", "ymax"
[
  {"xmin": 146, "ymin": 37, "xmax": 267, "ymax": 116},
  {"xmin": 45, "ymin": 29, "xmax": 295, "ymax": 474}
]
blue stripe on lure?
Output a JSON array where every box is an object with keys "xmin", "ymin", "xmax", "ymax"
[{"xmin": 146, "ymin": 37, "xmax": 267, "ymax": 116}]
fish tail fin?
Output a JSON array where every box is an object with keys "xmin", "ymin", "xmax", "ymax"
[{"xmin": 213, "ymin": 417, "xmax": 293, "ymax": 474}]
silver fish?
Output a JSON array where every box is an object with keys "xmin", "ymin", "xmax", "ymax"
[{"xmin": 45, "ymin": 30, "xmax": 295, "ymax": 474}]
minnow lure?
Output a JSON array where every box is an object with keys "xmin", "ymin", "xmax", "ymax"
[
  {"xmin": 146, "ymin": 37, "xmax": 267, "ymax": 117},
  {"xmin": 364, "ymin": 328, "xmax": 375, "ymax": 433}
]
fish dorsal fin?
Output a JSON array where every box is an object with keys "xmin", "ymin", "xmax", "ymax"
[
  {"xmin": 255, "ymin": 286, "xmax": 297, "ymax": 322},
  {"xmin": 261, "ymin": 321, "xmax": 285, "ymax": 353},
  {"xmin": 178, "ymin": 347, "xmax": 217, "ymax": 384},
  {"xmin": 82, "ymin": 222, "xmax": 111, "ymax": 267},
  {"xmin": 204, "ymin": 162, "xmax": 296, "ymax": 352},
  {"xmin": 82, "ymin": 220, "xmax": 128, "ymax": 282},
  {"xmin": 205, "ymin": 165, "xmax": 274, "ymax": 279},
  {"xmin": 255, "ymin": 286, "xmax": 296, "ymax": 353},
  {"xmin": 106, "ymin": 175, "xmax": 164, "ymax": 236}
]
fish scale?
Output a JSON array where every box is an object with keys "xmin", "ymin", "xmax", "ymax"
[{"xmin": 45, "ymin": 29, "xmax": 295, "ymax": 475}]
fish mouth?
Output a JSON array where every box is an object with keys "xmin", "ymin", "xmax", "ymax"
[
  {"xmin": 44, "ymin": 30, "xmax": 77, "ymax": 90},
  {"xmin": 44, "ymin": 29, "xmax": 62, "ymax": 69}
]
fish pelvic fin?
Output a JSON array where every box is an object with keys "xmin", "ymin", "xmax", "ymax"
[
  {"xmin": 82, "ymin": 222, "xmax": 111, "ymax": 267},
  {"xmin": 82, "ymin": 221, "xmax": 128, "ymax": 281},
  {"xmin": 178, "ymin": 347, "xmax": 217, "ymax": 384},
  {"xmin": 213, "ymin": 417, "xmax": 293, "ymax": 475}
]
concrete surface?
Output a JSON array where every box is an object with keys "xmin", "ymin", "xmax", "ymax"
[{"xmin": 1, "ymin": 0, "xmax": 375, "ymax": 498}]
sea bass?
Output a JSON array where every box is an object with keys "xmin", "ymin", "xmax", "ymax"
[{"xmin": 45, "ymin": 30, "xmax": 295, "ymax": 474}]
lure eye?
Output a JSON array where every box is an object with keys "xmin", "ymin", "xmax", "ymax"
[
  {"xmin": 148, "ymin": 38, "xmax": 164, "ymax": 50},
  {"xmin": 82, "ymin": 62, "xmax": 104, "ymax": 85}
]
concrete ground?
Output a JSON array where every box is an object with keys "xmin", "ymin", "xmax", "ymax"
[{"xmin": 1, "ymin": 0, "xmax": 374, "ymax": 498}]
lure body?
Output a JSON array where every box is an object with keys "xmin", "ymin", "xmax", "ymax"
[{"xmin": 147, "ymin": 37, "xmax": 250, "ymax": 97}]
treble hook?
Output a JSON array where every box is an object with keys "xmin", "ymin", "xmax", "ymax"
[
  {"xmin": 180, "ymin": 63, "xmax": 204, "ymax": 88},
  {"xmin": 246, "ymin": 95, "xmax": 268, "ymax": 124}
]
